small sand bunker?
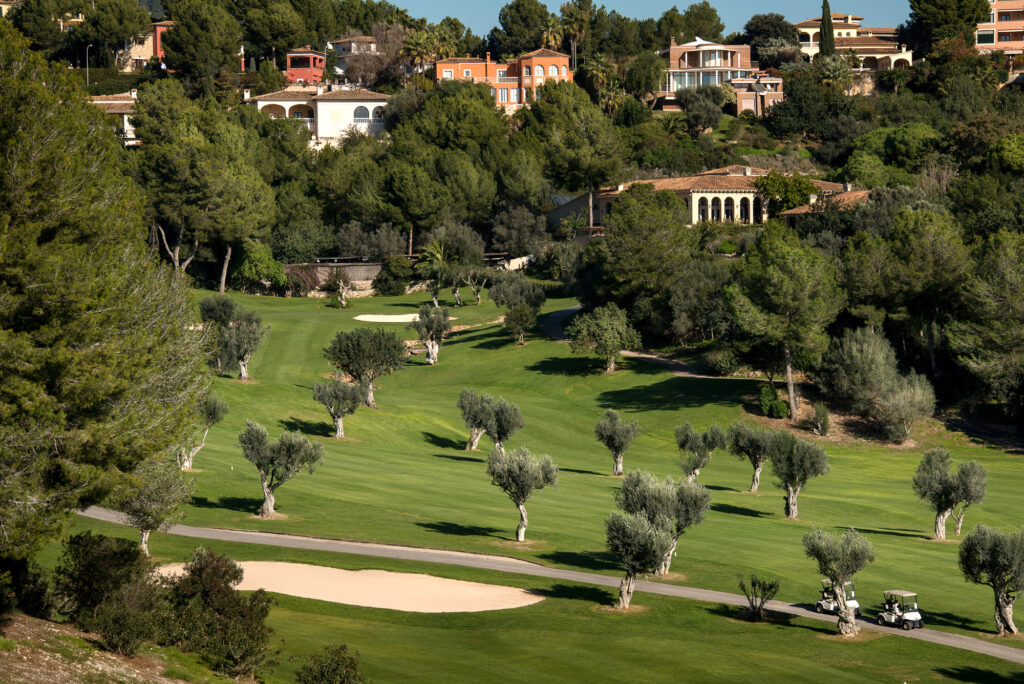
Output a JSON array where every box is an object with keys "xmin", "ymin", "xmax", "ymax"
[
  {"xmin": 353, "ymin": 313, "xmax": 457, "ymax": 323},
  {"xmin": 156, "ymin": 561, "xmax": 542, "ymax": 613}
]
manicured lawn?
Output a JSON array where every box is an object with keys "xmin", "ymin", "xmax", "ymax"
[
  {"xmin": 49, "ymin": 517, "xmax": 1024, "ymax": 683},
  {"xmin": 148, "ymin": 290, "xmax": 1024, "ymax": 649}
]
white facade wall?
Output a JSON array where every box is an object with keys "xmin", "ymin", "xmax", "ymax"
[{"xmin": 315, "ymin": 100, "xmax": 386, "ymax": 139}]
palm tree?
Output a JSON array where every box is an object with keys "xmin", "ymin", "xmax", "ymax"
[
  {"xmin": 560, "ymin": 2, "xmax": 591, "ymax": 70},
  {"xmin": 401, "ymin": 32, "xmax": 431, "ymax": 74},
  {"xmin": 414, "ymin": 240, "xmax": 452, "ymax": 307},
  {"xmin": 814, "ymin": 54, "xmax": 853, "ymax": 94},
  {"xmin": 427, "ymin": 26, "xmax": 457, "ymax": 61},
  {"xmin": 657, "ymin": 113, "xmax": 687, "ymax": 137},
  {"xmin": 541, "ymin": 16, "xmax": 564, "ymax": 50}
]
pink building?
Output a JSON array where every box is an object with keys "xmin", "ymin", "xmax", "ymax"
[
  {"xmin": 976, "ymin": 0, "xmax": 1024, "ymax": 55},
  {"xmin": 285, "ymin": 46, "xmax": 326, "ymax": 84}
]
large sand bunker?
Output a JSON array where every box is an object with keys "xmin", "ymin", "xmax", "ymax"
[
  {"xmin": 353, "ymin": 313, "xmax": 457, "ymax": 323},
  {"xmin": 156, "ymin": 561, "xmax": 543, "ymax": 613}
]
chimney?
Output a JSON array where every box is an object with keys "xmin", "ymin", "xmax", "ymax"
[
  {"xmin": 843, "ymin": 183, "xmax": 853, "ymax": 192},
  {"xmin": 808, "ymin": 194, "xmax": 818, "ymax": 205},
  {"xmin": 130, "ymin": 88, "xmax": 138, "ymax": 99},
  {"xmin": 617, "ymin": 183, "xmax": 625, "ymax": 191},
  {"xmin": 743, "ymin": 167, "xmax": 752, "ymax": 176},
  {"xmin": 486, "ymin": 52, "xmax": 490, "ymax": 79},
  {"xmin": 242, "ymin": 88, "xmax": 250, "ymax": 100},
  {"xmin": 316, "ymin": 84, "xmax": 324, "ymax": 96},
  {"xmin": 670, "ymin": 36, "xmax": 676, "ymax": 46}
]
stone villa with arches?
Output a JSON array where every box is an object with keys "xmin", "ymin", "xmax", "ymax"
[
  {"xmin": 548, "ymin": 166, "xmax": 846, "ymax": 228},
  {"xmin": 244, "ymin": 85, "xmax": 389, "ymax": 146},
  {"xmin": 794, "ymin": 12, "xmax": 913, "ymax": 70}
]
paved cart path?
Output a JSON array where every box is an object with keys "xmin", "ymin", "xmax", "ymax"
[{"xmin": 80, "ymin": 507, "xmax": 1024, "ymax": 667}]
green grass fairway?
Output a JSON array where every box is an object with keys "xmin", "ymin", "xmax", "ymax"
[
  {"xmin": 51, "ymin": 517, "xmax": 1024, "ymax": 683},
  {"xmin": 175, "ymin": 289, "xmax": 1024, "ymax": 649}
]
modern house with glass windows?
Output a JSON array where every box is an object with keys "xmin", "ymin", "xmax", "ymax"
[
  {"xmin": 657, "ymin": 37, "xmax": 784, "ymax": 116},
  {"xmin": 435, "ymin": 48, "xmax": 573, "ymax": 114},
  {"xmin": 245, "ymin": 86, "xmax": 389, "ymax": 146},
  {"xmin": 976, "ymin": 0, "xmax": 1024, "ymax": 55}
]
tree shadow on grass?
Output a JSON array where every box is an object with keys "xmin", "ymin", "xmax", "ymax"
[
  {"xmin": 445, "ymin": 328, "xmax": 501, "ymax": 347},
  {"xmin": 415, "ymin": 521, "xmax": 501, "ymax": 538},
  {"xmin": 913, "ymin": 609, "xmax": 988, "ymax": 633},
  {"xmin": 528, "ymin": 357, "xmax": 602, "ymax": 376},
  {"xmin": 429, "ymin": 452, "xmax": 484, "ymax": 464},
  {"xmin": 597, "ymin": 376, "xmax": 756, "ymax": 412},
  {"xmin": 934, "ymin": 667, "xmax": 1024, "ymax": 683},
  {"xmin": 704, "ymin": 603, "xmax": 833, "ymax": 634},
  {"xmin": 537, "ymin": 549, "xmax": 621, "ymax": 572},
  {"xmin": 533, "ymin": 584, "xmax": 615, "ymax": 606},
  {"xmin": 941, "ymin": 415, "xmax": 1024, "ymax": 456},
  {"xmin": 710, "ymin": 502, "xmax": 771, "ymax": 518},
  {"xmin": 704, "ymin": 484, "xmax": 738, "ymax": 492},
  {"xmin": 474, "ymin": 335, "xmax": 516, "ymax": 350},
  {"xmin": 560, "ymin": 466, "xmax": 606, "ymax": 476},
  {"xmin": 280, "ymin": 416, "xmax": 333, "ymax": 437},
  {"xmin": 422, "ymin": 431, "xmax": 466, "ymax": 451},
  {"xmin": 191, "ymin": 495, "xmax": 261, "ymax": 515},
  {"xmin": 852, "ymin": 526, "xmax": 930, "ymax": 541}
]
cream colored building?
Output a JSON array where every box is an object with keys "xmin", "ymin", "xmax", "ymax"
[
  {"xmin": 245, "ymin": 85, "xmax": 389, "ymax": 146},
  {"xmin": 795, "ymin": 12, "xmax": 913, "ymax": 70},
  {"xmin": 89, "ymin": 91, "xmax": 139, "ymax": 147},
  {"xmin": 0, "ymin": 1, "xmax": 20, "ymax": 18}
]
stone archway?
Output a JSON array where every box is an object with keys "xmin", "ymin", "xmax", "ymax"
[
  {"xmin": 739, "ymin": 197, "xmax": 750, "ymax": 223},
  {"xmin": 861, "ymin": 56, "xmax": 879, "ymax": 70},
  {"xmin": 288, "ymin": 104, "xmax": 314, "ymax": 119},
  {"xmin": 698, "ymin": 197, "xmax": 709, "ymax": 222},
  {"xmin": 711, "ymin": 197, "xmax": 722, "ymax": 221},
  {"xmin": 724, "ymin": 197, "xmax": 735, "ymax": 222},
  {"xmin": 894, "ymin": 58, "xmax": 910, "ymax": 68},
  {"xmin": 753, "ymin": 197, "xmax": 764, "ymax": 223},
  {"xmin": 260, "ymin": 103, "xmax": 286, "ymax": 118}
]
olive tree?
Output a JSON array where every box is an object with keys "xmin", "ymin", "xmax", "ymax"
[
  {"xmin": 727, "ymin": 422, "xmax": 774, "ymax": 492},
  {"xmin": 179, "ymin": 390, "xmax": 228, "ymax": 470},
  {"xmin": 595, "ymin": 409, "xmax": 641, "ymax": 476},
  {"xmin": 566, "ymin": 303, "xmax": 641, "ymax": 373},
  {"xmin": 485, "ymin": 397, "xmax": 524, "ymax": 455},
  {"xmin": 324, "ymin": 328, "xmax": 406, "ymax": 408},
  {"xmin": 675, "ymin": 424, "xmax": 726, "ymax": 482},
  {"xmin": 312, "ymin": 381, "xmax": 365, "ymax": 439},
  {"xmin": 605, "ymin": 511, "xmax": 673, "ymax": 609},
  {"xmin": 770, "ymin": 431, "xmax": 829, "ymax": 519},
  {"xmin": 113, "ymin": 457, "xmax": 194, "ymax": 557},
  {"xmin": 409, "ymin": 304, "xmax": 451, "ymax": 365},
  {"xmin": 238, "ymin": 420, "xmax": 325, "ymax": 518},
  {"xmin": 616, "ymin": 470, "xmax": 711, "ymax": 576},
  {"xmin": 958, "ymin": 525, "xmax": 1024, "ymax": 635},
  {"xmin": 457, "ymin": 389, "xmax": 494, "ymax": 451},
  {"xmin": 223, "ymin": 310, "xmax": 268, "ymax": 381},
  {"xmin": 505, "ymin": 303, "xmax": 538, "ymax": 345},
  {"xmin": 486, "ymin": 447, "xmax": 558, "ymax": 542},
  {"xmin": 913, "ymin": 449, "xmax": 987, "ymax": 540},
  {"xmin": 803, "ymin": 528, "xmax": 875, "ymax": 636}
]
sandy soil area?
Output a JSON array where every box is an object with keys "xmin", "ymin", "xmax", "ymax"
[
  {"xmin": 156, "ymin": 561, "xmax": 543, "ymax": 613},
  {"xmin": 353, "ymin": 313, "xmax": 457, "ymax": 323}
]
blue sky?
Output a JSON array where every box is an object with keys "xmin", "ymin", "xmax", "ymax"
[{"xmin": 398, "ymin": 0, "xmax": 913, "ymax": 37}]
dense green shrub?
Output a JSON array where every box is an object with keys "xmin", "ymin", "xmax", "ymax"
[
  {"xmin": 759, "ymin": 384, "xmax": 788, "ymax": 419},
  {"xmin": 166, "ymin": 549, "xmax": 277, "ymax": 677},
  {"xmin": 231, "ymin": 239, "xmax": 287, "ymax": 293},
  {"xmin": 812, "ymin": 402, "xmax": 830, "ymax": 436},
  {"xmin": 55, "ymin": 533, "xmax": 148, "ymax": 628},
  {"xmin": 296, "ymin": 643, "xmax": 366, "ymax": 684},
  {"xmin": 94, "ymin": 577, "xmax": 166, "ymax": 656},
  {"xmin": 372, "ymin": 255, "xmax": 413, "ymax": 296},
  {"xmin": 704, "ymin": 347, "xmax": 740, "ymax": 376}
]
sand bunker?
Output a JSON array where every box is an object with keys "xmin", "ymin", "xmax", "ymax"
[
  {"xmin": 156, "ymin": 561, "xmax": 543, "ymax": 613},
  {"xmin": 353, "ymin": 313, "xmax": 457, "ymax": 323}
]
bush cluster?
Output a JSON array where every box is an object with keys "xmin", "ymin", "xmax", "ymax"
[{"xmin": 759, "ymin": 385, "xmax": 788, "ymax": 419}]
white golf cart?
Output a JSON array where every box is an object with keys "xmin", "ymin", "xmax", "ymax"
[
  {"xmin": 877, "ymin": 590, "xmax": 924, "ymax": 630},
  {"xmin": 815, "ymin": 579, "xmax": 861, "ymax": 617}
]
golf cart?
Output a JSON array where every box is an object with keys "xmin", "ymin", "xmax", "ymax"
[
  {"xmin": 877, "ymin": 590, "xmax": 924, "ymax": 630},
  {"xmin": 816, "ymin": 579, "xmax": 861, "ymax": 617}
]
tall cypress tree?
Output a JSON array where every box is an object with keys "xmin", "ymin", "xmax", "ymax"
[{"xmin": 819, "ymin": 0, "xmax": 836, "ymax": 56}]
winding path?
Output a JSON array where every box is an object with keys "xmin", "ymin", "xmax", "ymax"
[{"xmin": 80, "ymin": 507, "xmax": 1024, "ymax": 668}]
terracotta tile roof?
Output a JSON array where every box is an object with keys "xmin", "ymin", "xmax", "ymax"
[
  {"xmin": 860, "ymin": 27, "xmax": 898, "ymax": 33},
  {"xmin": 90, "ymin": 93, "xmax": 136, "ymax": 114},
  {"xmin": 594, "ymin": 172, "xmax": 843, "ymax": 198},
  {"xmin": 780, "ymin": 189, "xmax": 871, "ymax": 215},
  {"xmin": 794, "ymin": 13, "xmax": 864, "ymax": 28},
  {"xmin": 338, "ymin": 36, "xmax": 375, "ymax": 42},
  {"xmin": 518, "ymin": 48, "xmax": 570, "ymax": 59},
  {"xmin": 152, "ymin": 20, "xmax": 174, "ymax": 27},
  {"xmin": 697, "ymin": 164, "xmax": 771, "ymax": 176},
  {"xmin": 91, "ymin": 93, "xmax": 135, "ymax": 102},
  {"xmin": 436, "ymin": 57, "xmax": 486, "ymax": 64},
  {"xmin": 249, "ymin": 87, "xmax": 318, "ymax": 102},
  {"xmin": 288, "ymin": 47, "xmax": 325, "ymax": 56},
  {"xmin": 313, "ymin": 88, "xmax": 389, "ymax": 102}
]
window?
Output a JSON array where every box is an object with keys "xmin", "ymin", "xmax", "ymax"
[
  {"xmin": 977, "ymin": 30, "xmax": 995, "ymax": 43},
  {"xmin": 561, "ymin": 65, "xmax": 567, "ymax": 77},
  {"xmin": 548, "ymin": 65, "xmax": 557, "ymax": 76},
  {"xmin": 354, "ymin": 106, "xmax": 369, "ymax": 120},
  {"xmin": 442, "ymin": 69, "xmax": 453, "ymax": 78},
  {"xmin": 498, "ymin": 69, "xmax": 507, "ymax": 77},
  {"xmin": 464, "ymin": 69, "xmax": 472, "ymax": 77},
  {"xmin": 1001, "ymin": 13, "xmax": 1013, "ymax": 21},
  {"xmin": 371, "ymin": 106, "xmax": 384, "ymax": 121},
  {"xmin": 499, "ymin": 88, "xmax": 508, "ymax": 102},
  {"xmin": 1000, "ymin": 33, "xmax": 1013, "ymax": 41},
  {"xmin": 523, "ymin": 65, "xmax": 532, "ymax": 76},
  {"xmin": 511, "ymin": 88, "xmax": 519, "ymax": 102},
  {"xmin": 990, "ymin": 12, "xmax": 996, "ymax": 22}
]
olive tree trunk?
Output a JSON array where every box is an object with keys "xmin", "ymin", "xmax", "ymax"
[
  {"xmin": 934, "ymin": 508, "xmax": 952, "ymax": 541},
  {"xmin": 140, "ymin": 529, "xmax": 151, "ymax": 558},
  {"xmin": 784, "ymin": 484, "xmax": 800, "ymax": 519},
  {"xmin": 605, "ymin": 355, "xmax": 616, "ymax": 373},
  {"xmin": 516, "ymin": 503, "xmax": 528, "ymax": 542},
  {"xmin": 239, "ymin": 353, "xmax": 251, "ymax": 381},
  {"xmin": 452, "ymin": 287, "xmax": 463, "ymax": 306},
  {"xmin": 364, "ymin": 383, "xmax": 377, "ymax": 409},
  {"xmin": 333, "ymin": 415, "xmax": 345, "ymax": 439},
  {"xmin": 834, "ymin": 589, "xmax": 859, "ymax": 636},
  {"xmin": 494, "ymin": 441, "xmax": 505, "ymax": 456},
  {"xmin": 953, "ymin": 504, "xmax": 969, "ymax": 536},
  {"xmin": 995, "ymin": 589, "xmax": 1018, "ymax": 635},
  {"xmin": 466, "ymin": 427, "xmax": 484, "ymax": 451},
  {"xmin": 424, "ymin": 340, "xmax": 439, "ymax": 365},
  {"xmin": 179, "ymin": 425, "xmax": 211, "ymax": 470},
  {"xmin": 616, "ymin": 571, "xmax": 636, "ymax": 609},
  {"xmin": 686, "ymin": 470, "xmax": 699, "ymax": 483},
  {"xmin": 784, "ymin": 345, "xmax": 798, "ymax": 422},
  {"xmin": 655, "ymin": 537, "xmax": 678, "ymax": 576},
  {"xmin": 259, "ymin": 472, "xmax": 276, "ymax": 518},
  {"xmin": 750, "ymin": 461, "xmax": 764, "ymax": 492},
  {"xmin": 612, "ymin": 452, "xmax": 624, "ymax": 476}
]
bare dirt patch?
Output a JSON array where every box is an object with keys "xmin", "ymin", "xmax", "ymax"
[
  {"xmin": 354, "ymin": 313, "xmax": 458, "ymax": 323},
  {"xmin": 156, "ymin": 561, "xmax": 544, "ymax": 613}
]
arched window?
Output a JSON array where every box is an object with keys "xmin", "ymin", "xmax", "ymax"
[
  {"xmin": 548, "ymin": 65, "xmax": 558, "ymax": 77},
  {"xmin": 724, "ymin": 198, "xmax": 735, "ymax": 222},
  {"xmin": 354, "ymin": 106, "xmax": 369, "ymax": 120},
  {"xmin": 698, "ymin": 197, "xmax": 708, "ymax": 221},
  {"xmin": 523, "ymin": 65, "xmax": 532, "ymax": 76},
  {"xmin": 739, "ymin": 197, "xmax": 750, "ymax": 223},
  {"xmin": 711, "ymin": 198, "xmax": 721, "ymax": 221},
  {"xmin": 561, "ymin": 65, "xmax": 567, "ymax": 77},
  {"xmin": 372, "ymin": 106, "xmax": 384, "ymax": 121},
  {"xmin": 753, "ymin": 197, "xmax": 763, "ymax": 223}
]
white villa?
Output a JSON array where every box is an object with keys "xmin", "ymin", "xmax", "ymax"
[
  {"xmin": 89, "ymin": 91, "xmax": 139, "ymax": 147},
  {"xmin": 794, "ymin": 12, "xmax": 913, "ymax": 70},
  {"xmin": 245, "ymin": 85, "xmax": 389, "ymax": 145}
]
